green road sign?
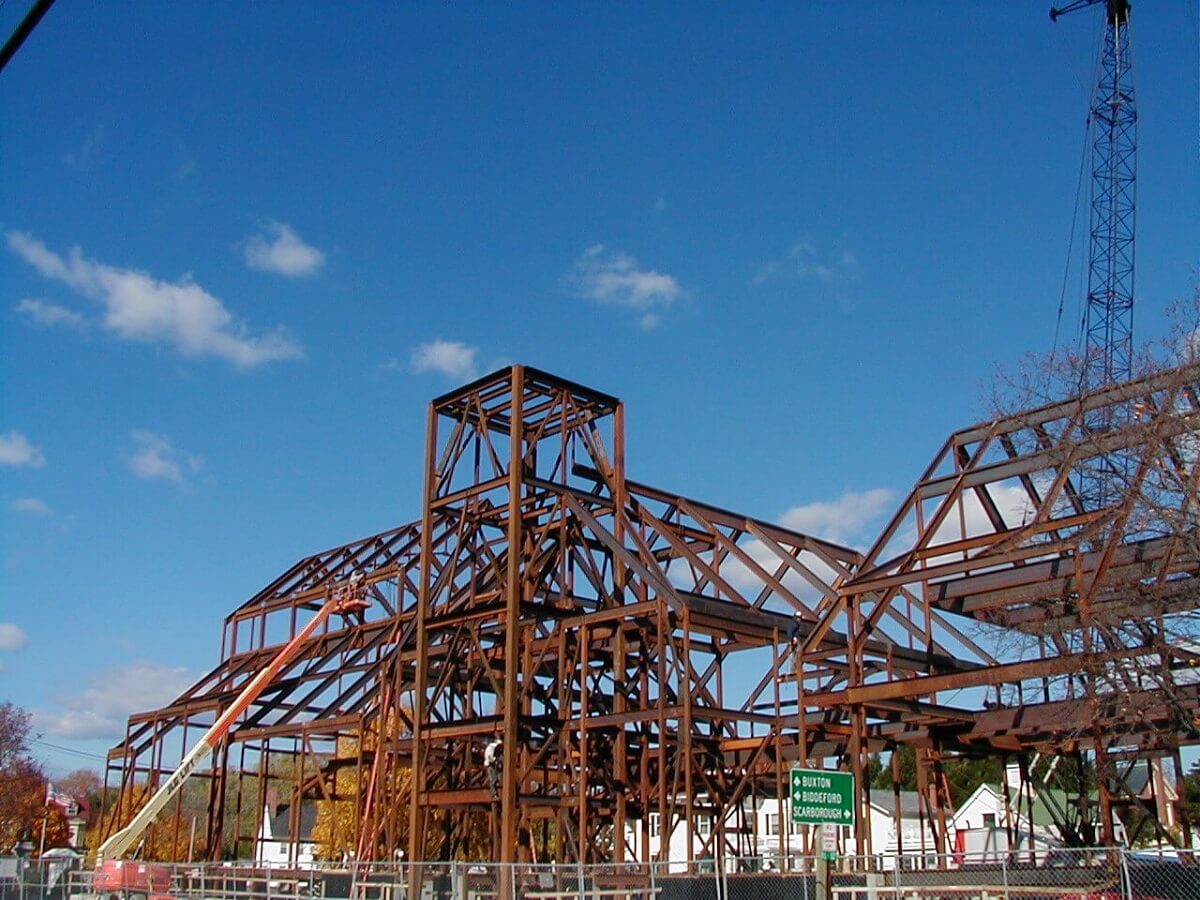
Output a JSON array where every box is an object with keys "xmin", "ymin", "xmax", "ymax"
[{"xmin": 790, "ymin": 767, "xmax": 855, "ymax": 826}]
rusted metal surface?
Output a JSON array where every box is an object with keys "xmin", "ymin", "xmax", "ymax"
[
  {"xmin": 799, "ymin": 360, "xmax": 1200, "ymax": 854},
  {"xmin": 101, "ymin": 363, "xmax": 1199, "ymax": 864},
  {"xmin": 101, "ymin": 366, "xmax": 865, "ymax": 865}
]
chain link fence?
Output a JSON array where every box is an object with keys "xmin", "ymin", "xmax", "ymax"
[
  {"xmin": 1, "ymin": 849, "xmax": 1196, "ymax": 900},
  {"xmin": 0, "ymin": 857, "xmax": 86, "ymax": 900}
]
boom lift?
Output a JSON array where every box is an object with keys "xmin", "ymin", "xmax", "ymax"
[{"xmin": 90, "ymin": 576, "xmax": 370, "ymax": 894}]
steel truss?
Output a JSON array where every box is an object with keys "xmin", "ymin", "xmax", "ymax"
[
  {"xmin": 102, "ymin": 363, "xmax": 1199, "ymax": 864},
  {"xmin": 801, "ymin": 360, "xmax": 1200, "ymax": 854},
  {"xmin": 103, "ymin": 367, "xmax": 872, "ymax": 865}
]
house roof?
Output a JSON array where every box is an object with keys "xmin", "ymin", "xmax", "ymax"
[
  {"xmin": 268, "ymin": 802, "xmax": 318, "ymax": 843},
  {"xmin": 868, "ymin": 790, "xmax": 924, "ymax": 819}
]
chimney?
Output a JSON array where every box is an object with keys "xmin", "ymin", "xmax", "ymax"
[{"xmin": 1004, "ymin": 762, "xmax": 1022, "ymax": 794}]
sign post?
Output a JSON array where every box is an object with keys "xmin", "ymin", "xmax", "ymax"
[{"xmin": 791, "ymin": 768, "xmax": 854, "ymax": 900}]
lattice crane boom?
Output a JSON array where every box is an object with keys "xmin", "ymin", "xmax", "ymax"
[{"xmin": 1051, "ymin": 0, "xmax": 1136, "ymax": 390}]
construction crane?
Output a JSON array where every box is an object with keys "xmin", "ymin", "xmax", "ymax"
[
  {"xmin": 1050, "ymin": 0, "xmax": 1136, "ymax": 391},
  {"xmin": 94, "ymin": 576, "xmax": 370, "ymax": 870}
]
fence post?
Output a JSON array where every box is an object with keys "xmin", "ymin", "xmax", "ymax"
[
  {"xmin": 1001, "ymin": 854, "xmax": 1009, "ymax": 900},
  {"xmin": 1118, "ymin": 848, "xmax": 1132, "ymax": 900}
]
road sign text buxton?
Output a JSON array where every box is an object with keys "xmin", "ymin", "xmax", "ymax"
[{"xmin": 790, "ymin": 768, "xmax": 855, "ymax": 825}]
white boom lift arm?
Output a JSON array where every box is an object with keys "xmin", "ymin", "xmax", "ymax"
[{"xmin": 97, "ymin": 577, "xmax": 370, "ymax": 863}]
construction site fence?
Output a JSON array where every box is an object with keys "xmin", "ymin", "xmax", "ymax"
[{"xmin": 2, "ymin": 848, "xmax": 1199, "ymax": 900}]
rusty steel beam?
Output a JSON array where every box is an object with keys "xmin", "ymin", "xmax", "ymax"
[
  {"xmin": 99, "ymin": 366, "xmax": 859, "ymax": 868},
  {"xmin": 798, "ymin": 360, "xmax": 1199, "ymax": 852},
  {"xmin": 100, "ymin": 363, "xmax": 1198, "ymax": 866}
]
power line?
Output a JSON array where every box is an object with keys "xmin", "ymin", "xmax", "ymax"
[
  {"xmin": 0, "ymin": 0, "xmax": 56, "ymax": 75},
  {"xmin": 33, "ymin": 738, "xmax": 107, "ymax": 762}
]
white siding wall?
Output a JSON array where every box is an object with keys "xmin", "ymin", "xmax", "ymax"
[{"xmin": 624, "ymin": 797, "xmax": 936, "ymax": 866}]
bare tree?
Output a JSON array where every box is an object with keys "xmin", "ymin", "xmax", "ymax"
[{"xmin": 985, "ymin": 293, "xmax": 1200, "ymax": 844}]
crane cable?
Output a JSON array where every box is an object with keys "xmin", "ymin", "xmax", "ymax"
[
  {"xmin": 1053, "ymin": 118, "xmax": 1091, "ymax": 371},
  {"xmin": 1051, "ymin": 12, "xmax": 1108, "ymax": 374}
]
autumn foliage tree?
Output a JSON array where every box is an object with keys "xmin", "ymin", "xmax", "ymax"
[
  {"xmin": 0, "ymin": 701, "xmax": 70, "ymax": 854},
  {"xmin": 310, "ymin": 737, "xmax": 360, "ymax": 862}
]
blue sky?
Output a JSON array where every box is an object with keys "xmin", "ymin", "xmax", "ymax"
[{"xmin": 1, "ymin": 3, "xmax": 1197, "ymax": 778}]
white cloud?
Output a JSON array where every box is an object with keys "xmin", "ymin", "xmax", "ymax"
[
  {"xmin": 0, "ymin": 431, "xmax": 46, "ymax": 468},
  {"xmin": 128, "ymin": 430, "xmax": 200, "ymax": 483},
  {"xmin": 664, "ymin": 490, "xmax": 896, "ymax": 609},
  {"xmin": 567, "ymin": 245, "xmax": 683, "ymax": 322},
  {"xmin": 686, "ymin": 536, "xmax": 839, "ymax": 606},
  {"xmin": 411, "ymin": 339, "xmax": 479, "ymax": 380},
  {"xmin": 243, "ymin": 221, "xmax": 325, "ymax": 278},
  {"xmin": 753, "ymin": 241, "xmax": 861, "ymax": 286},
  {"xmin": 10, "ymin": 497, "xmax": 53, "ymax": 516},
  {"xmin": 32, "ymin": 660, "xmax": 195, "ymax": 739},
  {"xmin": 7, "ymin": 231, "xmax": 303, "ymax": 368},
  {"xmin": 640, "ymin": 312, "xmax": 662, "ymax": 331},
  {"xmin": 15, "ymin": 298, "xmax": 88, "ymax": 330},
  {"xmin": 779, "ymin": 488, "xmax": 896, "ymax": 545},
  {"xmin": 0, "ymin": 623, "xmax": 28, "ymax": 651},
  {"xmin": 934, "ymin": 483, "xmax": 1037, "ymax": 543},
  {"xmin": 63, "ymin": 124, "xmax": 105, "ymax": 170}
]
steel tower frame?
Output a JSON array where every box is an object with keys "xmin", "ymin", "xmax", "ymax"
[{"xmin": 1054, "ymin": 0, "xmax": 1137, "ymax": 389}]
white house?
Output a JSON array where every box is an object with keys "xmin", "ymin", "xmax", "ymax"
[
  {"xmin": 950, "ymin": 765, "xmax": 1128, "ymax": 862},
  {"xmin": 623, "ymin": 791, "xmax": 938, "ymax": 868},
  {"xmin": 46, "ymin": 784, "xmax": 89, "ymax": 850},
  {"xmin": 867, "ymin": 790, "xmax": 942, "ymax": 861},
  {"xmin": 256, "ymin": 795, "xmax": 317, "ymax": 866},
  {"xmin": 1118, "ymin": 760, "xmax": 1179, "ymax": 834},
  {"xmin": 951, "ymin": 782, "xmax": 1060, "ymax": 861}
]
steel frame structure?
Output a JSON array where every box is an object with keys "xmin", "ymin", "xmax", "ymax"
[
  {"xmin": 102, "ymin": 363, "xmax": 1199, "ymax": 865},
  {"xmin": 102, "ymin": 367, "xmax": 873, "ymax": 865},
  {"xmin": 800, "ymin": 360, "xmax": 1200, "ymax": 853}
]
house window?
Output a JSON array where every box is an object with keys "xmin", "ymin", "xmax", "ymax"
[
  {"xmin": 766, "ymin": 814, "xmax": 780, "ymax": 836},
  {"xmin": 649, "ymin": 813, "xmax": 660, "ymax": 838},
  {"xmin": 696, "ymin": 817, "xmax": 711, "ymax": 836},
  {"xmin": 982, "ymin": 813, "xmax": 997, "ymax": 829}
]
